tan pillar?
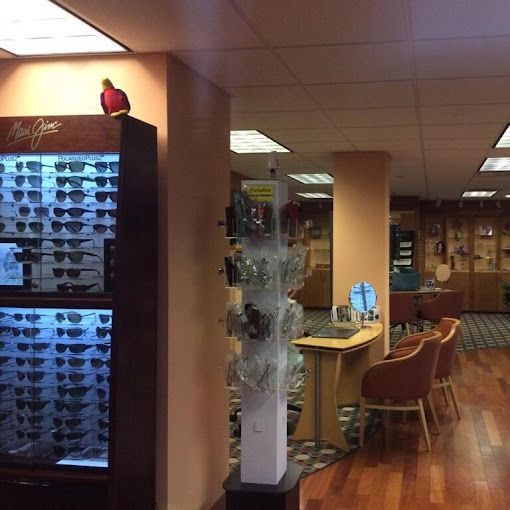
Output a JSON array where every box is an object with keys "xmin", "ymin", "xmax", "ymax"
[{"xmin": 331, "ymin": 152, "xmax": 390, "ymax": 356}]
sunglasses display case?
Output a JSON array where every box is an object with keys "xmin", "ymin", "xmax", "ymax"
[{"xmin": 0, "ymin": 116, "xmax": 157, "ymax": 510}]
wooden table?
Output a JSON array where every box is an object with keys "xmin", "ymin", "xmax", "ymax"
[
  {"xmin": 390, "ymin": 287, "xmax": 452, "ymax": 297},
  {"xmin": 291, "ymin": 324, "xmax": 383, "ymax": 451}
]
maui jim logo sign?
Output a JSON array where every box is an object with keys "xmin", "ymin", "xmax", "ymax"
[{"xmin": 6, "ymin": 118, "xmax": 62, "ymax": 149}]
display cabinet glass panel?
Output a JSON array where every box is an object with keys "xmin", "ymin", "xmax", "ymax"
[
  {"xmin": 473, "ymin": 217, "xmax": 496, "ymax": 272},
  {"xmin": 424, "ymin": 216, "xmax": 445, "ymax": 272},
  {"xmin": 446, "ymin": 216, "xmax": 470, "ymax": 272},
  {"xmin": 0, "ymin": 153, "xmax": 117, "ymax": 294},
  {"xmin": 0, "ymin": 306, "xmax": 110, "ymax": 467}
]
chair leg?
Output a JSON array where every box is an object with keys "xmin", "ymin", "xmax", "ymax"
[
  {"xmin": 417, "ymin": 398, "xmax": 431, "ymax": 451},
  {"xmin": 405, "ymin": 322, "xmax": 411, "ymax": 336},
  {"xmin": 440, "ymin": 378, "xmax": 449, "ymax": 405},
  {"xmin": 359, "ymin": 398, "xmax": 366, "ymax": 447},
  {"xmin": 426, "ymin": 393, "xmax": 440, "ymax": 434},
  {"xmin": 447, "ymin": 376, "xmax": 461, "ymax": 419}
]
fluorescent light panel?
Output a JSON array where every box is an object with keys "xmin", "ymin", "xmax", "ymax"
[
  {"xmin": 230, "ymin": 130, "xmax": 290, "ymax": 154},
  {"xmin": 296, "ymin": 192, "xmax": 332, "ymax": 199},
  {"xmin": 287, "ymin": 173, "xmax": 333, "ymax": 184},
  {"xmin": 479, "ymin": 157, "xmax": 510, "ymax": 172},
  {"xmin": 495, "ymin": 124, "xmax": 510, "ymax": 148},
  {"xmin": 0, "ymin": 0, "xmax": 127, "ymax": 56},
  {"xmin": 462, "ymin": 190, "xmax": 497, "ymax": 198}
]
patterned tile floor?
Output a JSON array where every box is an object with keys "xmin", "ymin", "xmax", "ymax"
[{"xmin": 229, "ymin": 310, "xmax": 510, "ymax": 477}]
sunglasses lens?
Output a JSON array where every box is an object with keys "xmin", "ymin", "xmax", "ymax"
[
  {"xmin": 18, "ymin": 206, "xmax": 30, "ymax": 217},
  {"xmin": 28, "ymin": 222, "xmax": 43, "ymax": 233},
  {"xmin": 15, "ymin": 222, "xmax": 26, "ymax": 232},
  {"xmin": 69, "ymin": 162, "xmax": 85, "ymax": 172},
  {"xmin": 110, "ymin": 162, "xmax": 119, "ymax": 172},
  {"xmin": 95, "ymin": 162, "xmax": 107, "ymax": 173},
  {"xmin": 14, "ymin": 176, "xmax": 24, "ymax": 186},
  {"xmin": 51, "ymin": 221, "xmax": 64, "ymax": 233},
  {"xmin": 26, "ymin": 161, "xmax": 42, "ymax": 172},
  {"xmin": 0, "ymin": 163, "xmax": 4, "ymax": 173},
  {"xmin": 67, "ymin": 313, "xmax": 83, "ymax": 323},
  {"xmin": 95, "ymin": 192, "xmax": 107, "ymax": 202},
  {"xmin": 67, "ymin": 268, "xmax": 80, "ymax": 277},
  {"xmin": 95, "ymin": 177, "xmax": 107, "ymax": 187},
  {"xmin": 93, "ymin": 224, "xmax": 108, "ymax": 233},
  {"xmin": 68, "ymin": 208, "xmax": 85, "ymax": 218},
  {"xmin": 28, "ymin": 176, "xmax": 42, "ymax": 187},
  {"xmin": 34, "ymin": 207, "xmax": 49, "ymax": 217},
  {"xmin": 53, "ymin": 208, "xmax": 65, "ymax": 217},
  {"xmin": 65, "ymin": 222, "xmax": 83, "ymax": 233},
  {"xmin": 68, "ymin": 252, "xmax": 84, "ymax": 262},
  {"xmin": 12, "ymin": 190, "xmax": 23, "ymax": 202},
  {"xmin": 27, "ymin": 191, "xmax": 42, "ymax": 202},
  {"xmin": 69, "ymin": 191, "xmax": 86, "ymax": 203}
]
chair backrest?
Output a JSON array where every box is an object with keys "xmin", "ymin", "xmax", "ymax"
[
  {"xmin": 362, "ymin": 333, "xmax": 441, "ymax": 400},
  {"xmin": 389, "ymin": 293, "xmax": 416, "ymax": 325},
  {"xmin": 418, "ymin": 290, "xmax": 464, "ymax": 322},
  {"xmin": 434, "ymin": 317, "xmax": 461, "ymax": 379}
]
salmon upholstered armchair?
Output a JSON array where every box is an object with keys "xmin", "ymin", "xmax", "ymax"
[
  {"xmin": 392, "ymin": 317, "xmax": 462, "ymax": 419},
  {"xmin": 359, "ymin": 333, "xmax": 442, "ymax": 451},
  {"xmin": 417, "ymin": 290, "xmax": 463, "ymax": 324}
]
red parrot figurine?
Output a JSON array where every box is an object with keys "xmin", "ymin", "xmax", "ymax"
[{"xmin": 100, "ymin": 78, "xmax": 130, "ymax": 118}]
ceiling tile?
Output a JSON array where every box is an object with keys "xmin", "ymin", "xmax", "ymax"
[
  {"xmin": 226, "ymin": 85, "xmax": 316, "ymax": 112},
  {"xmin": 418, "ymin": 77, "xmax": 510, "ymax": 105},
  {"xmin": 264, "ymin": 129, "xmax": 345, "ymax": 143},
  {"xmin": 174, "ymin": 49, "xmax": 296, "ymax": 87},
  {"xmin": 424, "ymin": 138, "xmax": 494, "ymax": 150},
  {"xmin": 420, "ymin": 104, "xmax": 510, "ymax": 125},
  {"xmin": 307, "ymin": 81, "xmax": 415, "ymax": 109},
  {"xmin": 415, "ymin": 37, "xmax": 510, "ymax": 79},
  {"xmin": 410, "ymin": 0, "xmax": 510, "ymax": 40},
  {"xmin": 328, "ymin": 107, "xmax": 417, "ymax": 127},
  {"xmin": 422, "ymin": 124, "xmax": 502, "ymax": 139},
  {"xmin": 354, "ymin": 139, "xmax": 421, "ymax": 151},
  {"xmin": 343, "ymin": 126, "xmax": 419, "ymax": 141},
  {"xmin": 391, "ymin": 174, "xmax": 429, "ymax": 198},
  {"xmin": 277, "ymin": 42, "xmax": 410, "ymax": 84},
  {"xmin": 232, "ymin": 111, "xmax": 331, "ymax": 130},
  {"xmin": 233, "ymin": 0, "xmax": 406, "ymax": 46},
  {"xmin": 60, "ymin": 0, "xmax": 262, "ymax": 51},
  {"xmin": 285, "ymin": 141, "xmax": 354, "ymax": 152}
]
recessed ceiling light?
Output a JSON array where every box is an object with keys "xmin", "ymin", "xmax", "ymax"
[
  {"xmin": 462, "ymin": 190, "xmax": 497, "ymax": 198},
  {"xmin": 0, "ymin": 1, "xmax": 128, "ymax": 56},
  {"xmin": 296, "ymin": 192, "xmax": 332, "ymax": 199},
  {"xmin": 287, "ymin": 173, "xmax": 333, "ymax": 184},
  {"xmin": 494, "ymin": 124, "xmax": 510, "ymax": 148},
  {"xmin": 479, "ymin": 158, "xmax": 510, "ymax": 172},
  {"xmin": 230, "ymin": 130, "xmax": 290, "ymax": 154}
]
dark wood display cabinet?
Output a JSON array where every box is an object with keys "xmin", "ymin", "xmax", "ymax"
[{"xmin": 0, "ymin": 115, "xmax": 157, "ymax": 509}]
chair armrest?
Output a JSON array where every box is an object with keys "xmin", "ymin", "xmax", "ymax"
[{"xmin": 394, "ymin": 330, "xmax": 437, "ymax": 350}]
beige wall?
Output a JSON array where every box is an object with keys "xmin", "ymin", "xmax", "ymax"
[
  {"xmin": 0, "ymin": 52, "xmax": 230, "ymax": 510},
  {"xmin": 331, "ymin": 152, "xmax": 390, "ymax": 354}
]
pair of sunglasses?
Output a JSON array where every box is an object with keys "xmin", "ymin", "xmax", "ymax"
[
  {"xmin": 96, "ymin": 209, "xmax": 117, "ymax": 218},
  {"xmin": 96, "ymin": 327, "xmax": 111, "ymax": 339},
  {"xmin": 56, "ymin": 357, "xmax": 85, "ymax": 368},
  {"xmin": 96, "ymin": 374, "xmax": 110, "ymax": 384},
  {"xmin": 18, "ymin": 206, "xmax": 49, "ymax": 217},
  {"xmin": 13, "ymin": 385, "xmax": 46, "ymax": 395},
  {"xmin": 15, "ymin": 221, "xmax": 43, "ymax": 233},
  {"xmin": 57, "ymin": 385, "xmax": 92, "ymax": 398},
  {"xmin": 95, "ymin": 191, "xmax": 117, "ymax": 203},
  {"xmin": 53, "ymin": 417, "xmax": 84, "ymax": 429},
  {"xmin": 56, "ymin": 327, "xmax": 88, "ymax": 338},
  {"xmin": 17, "ymin": 341, "xmax": 51, "ymax": 350},
  {"xmin": 13, "ymin": 328, "xmax": 52, "ymax": 339},
  {"xmin": 96, "ymin": 388, "xmax": 108, "ymax": 399},
  {"xmin": 54, "ymin": 401, "xmax": 91, "ymax": 413},
  {"xmin": 16, "ymin": 371, "xmax": 47, "ymax": 382},
  {"xmin": 53, "ymin": 430, "xmax": 91, "ymax": 442},
  {"xmin": 91, "ymin": 358, "xmax": 110, "ymax": 369},
  {"xmin": 15, "ymin": 399, "xmax": 50, "ymax": 411},
  {"xmin": 93, "ymin": 223, "xmax": 116, "ymax": 234},
  {"xmin": 53, "ymin": 207, "xmax": 95, "ymax": 218},
  {"xmin": 8, "ymin": 161, "xmax": 52, "ymax": 173},
  {"xmin": 14, "ymin": 251, "xmax": 102, "ymax": 263},
  {"xmin": 15, "ymin": 357, "xmax": 47, "ymax": 368},
  {"xmin": 57, "ymin": 282, "xmax": 100, "ymax": 294},
  {"xmin": 56, "ymin": 372, "xmax": 87, "ymax": 383},
  {"xmin": 17, "ymin": 414, "xmax": 44, "ymax": 426},
  {"xmin": 55, "ymin": 190, "xmax": 93, "ymax": 203},
  {"xmin": 56, "ymin": 176, "xmax": 118, "ymax": 187},
  {"xmin": 56, "ymin": 343, "xmax": 93, "ymax": 354},
  {"xmin": 55, "ymin": 311, "xmax": 95, "ymax": 324},
  {"xmin": 14, "ymin": 175, "xmax": 46, "ymax": 187},
  {"xmin": 12, "ymin": 190, "xmax": 42, "ymax": 202},
  {"xmin": 55, "ymin": 161, "xmax": 118, "ymax": 173},
  {"xmin": 16, "ymin": 429, "xmax": 46, "ymax": 440},
  {"xmin": 52, "ymin": 267, "xmax": 100, "ymax": 278}
]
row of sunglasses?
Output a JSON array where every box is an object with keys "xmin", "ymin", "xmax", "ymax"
[
  {"xmin": 0, "ymin": 161, "xmax": 119, "ymax": 174},
  {"xmin": 0, "ymin": 326, "xmax": 111, "ymax": 337},
  {"xmin": 10, "ymin": 206, "xmax": 116, "ymax": 218},
  {"xmin": 3, "ymin": 221, "xmax": 115, "ymax": 234},
  {"xmin": 2, "ymin": 190, "xmax": 117, "ymax": 203},
  {"xmin": 0, "ymin": 175, "xmax": 118, "ymax": 188},
  {"xmin": 0, "ymin": 311, "xmax": 111, "ymax": 324}
]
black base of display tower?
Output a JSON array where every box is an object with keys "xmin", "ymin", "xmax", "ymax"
[{"xmin": 223, "ymin": 463, "xmax": 302, "ymax": 510}]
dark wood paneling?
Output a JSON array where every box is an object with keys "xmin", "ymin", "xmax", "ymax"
[
  {"xmin": 446, "ymin": 271, "xmax": 471, "ymax": 310},
  {"xmin": 473, "ymin": 272, "xmax": 499, "ymax": 311},
  {"xmin": 109, "ymin": 117, "xmax": 157, "ymax": 510},
  {"xmin": 0, "ymin": 115, "xmax": 121, "ymax": 153}
]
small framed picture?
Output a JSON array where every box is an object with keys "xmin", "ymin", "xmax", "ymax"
[
  {"xmin": 0, "ymin": 239, "xmax": 32, "ymax": 290},
  {"xmin": 478, "ymin": 225, "xmax": 493, "ymax": 236}
]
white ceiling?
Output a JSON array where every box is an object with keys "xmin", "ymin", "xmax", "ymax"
[{"xmin": 52, "ymin": 0, "xmax": 510, "ymax": 200}]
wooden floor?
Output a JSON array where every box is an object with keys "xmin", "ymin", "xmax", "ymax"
[{"xmin": 300, "ymin": 348, "xmax": 510, "ymax": 509}]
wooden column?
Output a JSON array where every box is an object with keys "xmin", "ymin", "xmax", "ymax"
[{"xmin": 331, "ymin": 152, "xmax": 390, "ymax": 356}]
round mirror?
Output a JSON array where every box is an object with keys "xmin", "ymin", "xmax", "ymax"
[
  {"xmin": 349, "ymin": 281, "xmax": 377, "ymax": 313},
  {"xmin": 435, "ymin": 264, "xmax": 451, "ymax": 283}
]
